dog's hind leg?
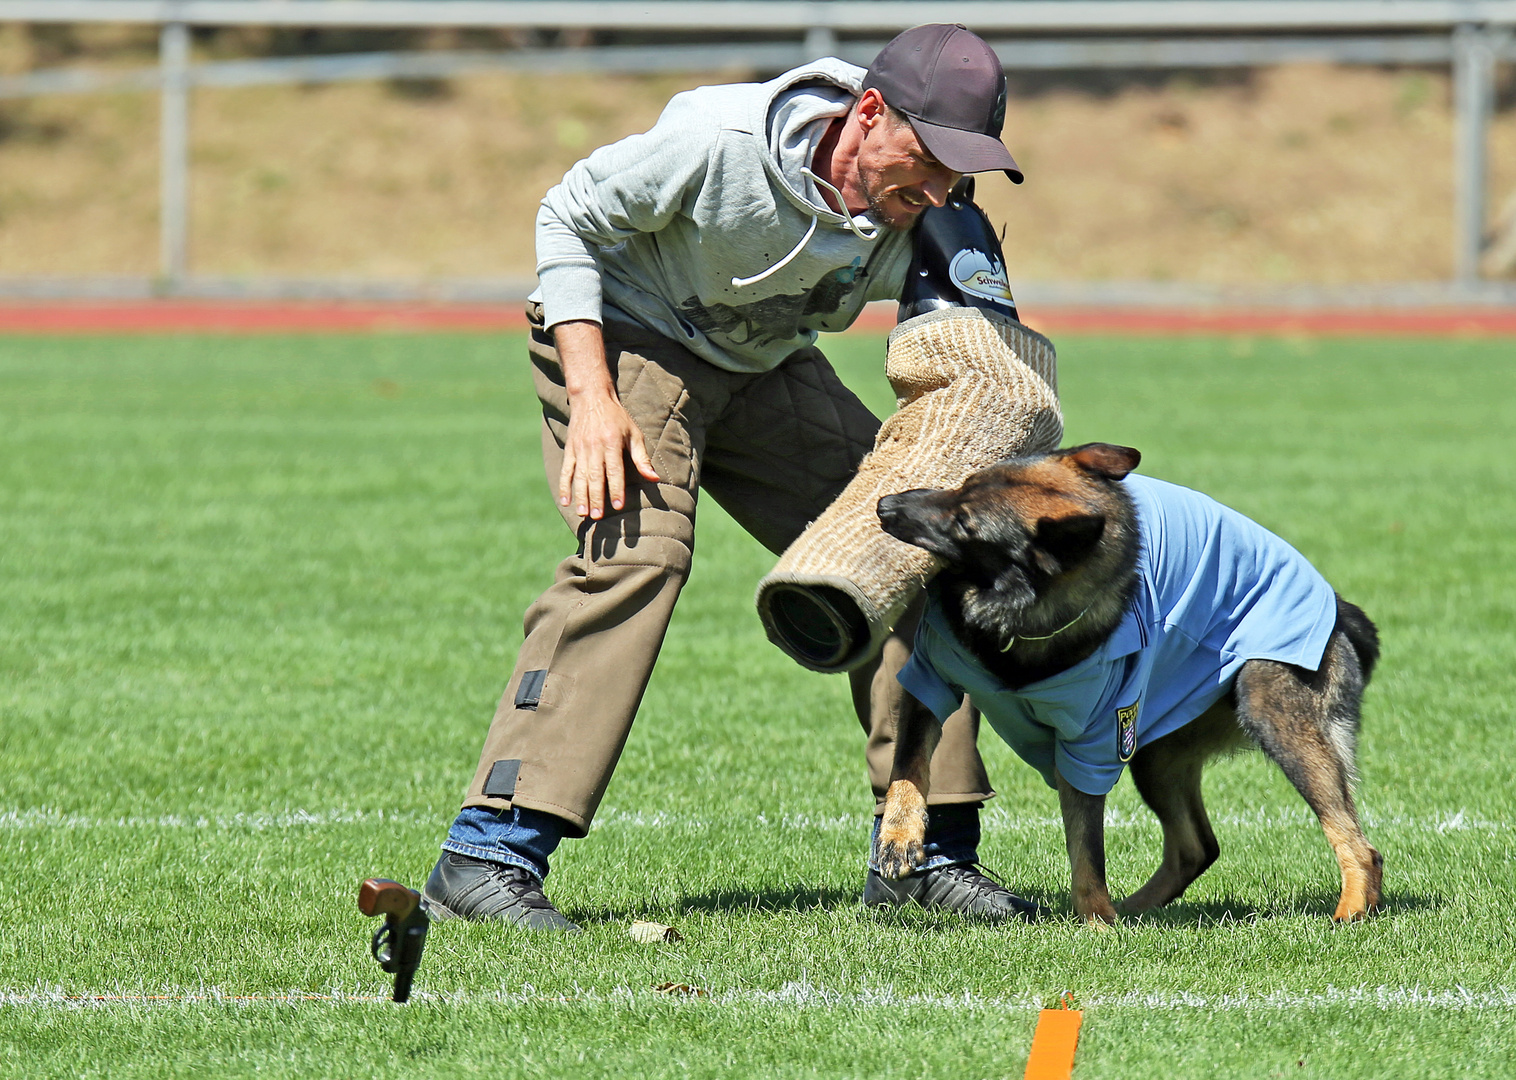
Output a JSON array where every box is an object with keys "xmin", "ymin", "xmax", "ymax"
[
  {"xmin": 1118, "ymin": 700, "xmax": 1242, "ymax": 914},
  {"xmin": 1055, "ymin": 769, "xmax": 1118, "ymax": 925},
  {"xmin": 1233, "ymin": 640, "xmax": 1383, "ymax": 921}
]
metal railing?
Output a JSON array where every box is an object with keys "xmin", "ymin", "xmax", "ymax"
[
  {"xmin": 0, "ymin": 1, "xmax": 1512, "ymax": 297},
  {"xmin": 6, "ymin": 2, "xmax": 1516, "ymax": 32}
]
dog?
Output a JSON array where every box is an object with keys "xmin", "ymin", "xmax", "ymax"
[{"xmin": 873, "ymin": 443, "xmax": 1382, "ymax": 924}]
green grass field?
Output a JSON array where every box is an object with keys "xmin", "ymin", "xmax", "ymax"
[{"xmin": 2, "ymin": 329, "xmax": 1513, "ymax": 1078}]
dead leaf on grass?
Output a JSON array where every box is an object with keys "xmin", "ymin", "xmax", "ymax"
[
  {"xmin": 629, "ymin": 920, "xmax": 683, "ymax": 944},
  {"xmin": 653, "ymin": 982, "xmax": 707, "ymax": 997}
]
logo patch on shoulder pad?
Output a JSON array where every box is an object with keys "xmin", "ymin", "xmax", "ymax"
[
  {"xmin": 1116, "ymin": 701, "xmax": 1140, "ymax": 762},
  {"xmin": 947, "ymin": 248, "xmax": 1016, "ymax": 308}
]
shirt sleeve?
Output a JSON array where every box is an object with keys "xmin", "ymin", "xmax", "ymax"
[
  {"xmin": 535, "ymin": 90, "xmax": 717, "ymax": 329},
  {"xmin": 896, "ymin": 631, "xmax": 965, "ymax": 724},
  {"xmin": 1053, "ymin": 741, "xmax": 1127, "ymax": 796}
]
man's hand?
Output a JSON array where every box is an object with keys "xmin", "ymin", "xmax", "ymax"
[{"xmin": 554, "ymin": 320, "xmax": 661, "ymax": 519}]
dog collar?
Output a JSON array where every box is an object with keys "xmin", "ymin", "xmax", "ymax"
[{"xmin": 1001, "ymin": 604, "xmax": 1093, "ymax": 652}]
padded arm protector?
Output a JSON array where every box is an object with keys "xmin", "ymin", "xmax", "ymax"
[{"xmin": 756, "ymin": 305, "xmax": 1062, "ymax": 672}]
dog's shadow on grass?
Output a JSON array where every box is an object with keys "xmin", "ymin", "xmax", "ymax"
[{"xmin": 1117, "ymin": 888, "xmax": 1446, "ymax": 926}]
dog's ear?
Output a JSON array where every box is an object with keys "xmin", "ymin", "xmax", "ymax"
[
  {"xmin": 1065, "ymin": 443, "xmax": 1140, "ymax": 480},
  {"xmin": 1031, "ymin": 513, "xmax": 1106, "ymax": 574}
]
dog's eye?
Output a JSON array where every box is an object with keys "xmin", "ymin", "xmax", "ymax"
[{"xmin": 953, "ymin": 509, "xmax": 976, "ymax": 538}]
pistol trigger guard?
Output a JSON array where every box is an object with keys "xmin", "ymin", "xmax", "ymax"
[{"xmin": 371, "ymin": 921, "xmax": 400, "ymax": 973}]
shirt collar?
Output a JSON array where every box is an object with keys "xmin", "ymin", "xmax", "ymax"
[{"xmin": 922, "ymin": 578, "xmax": 1153, "ymax": 690}]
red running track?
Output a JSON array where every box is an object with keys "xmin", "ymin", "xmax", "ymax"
[{"xmin": 1, "ymin": 299, "xmax": 1515, "ymax": 336}]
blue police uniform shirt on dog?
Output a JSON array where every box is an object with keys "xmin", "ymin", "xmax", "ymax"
[{"xmin": 897, "ymin": 474, "xmax": 1340, "ymax": 796}]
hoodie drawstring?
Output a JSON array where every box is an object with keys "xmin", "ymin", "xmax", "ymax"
[
  {"xmin": 729, "ymin": 167, "xmax": 880, "ymax": 289},
  {"xmin": 731, "ymin": 216, "xmax": 818, "ymax": 289},
  {"xmin": 802, "ymin": 167, "xmax": 881, "ymax": 243}
]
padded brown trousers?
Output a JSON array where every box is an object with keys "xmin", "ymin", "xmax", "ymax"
[{"xmin": 461, "ymin": 306, "xmax": 992, "ymax": 836}]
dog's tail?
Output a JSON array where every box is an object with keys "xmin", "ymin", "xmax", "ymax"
[{"xmin": 1334, "ymin": 595, "xmax": 1381, "ymax": 685}]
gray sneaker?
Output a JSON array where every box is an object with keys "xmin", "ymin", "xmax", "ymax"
[
  {"xmin": 424, "ymin": 851, "xmax": 581, "ymax": 932},
  {"xmin": 864, "ymin": 863, "xmax": 1047, "ymax": 922}
]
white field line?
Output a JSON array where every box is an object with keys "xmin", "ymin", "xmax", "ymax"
[
  {"xmin": 593, "ymin": 807, "xmax": 1514, "ymax": 834},
  {"xmin": 0, "ymin": 807, "xmax": 429, "ymax": 831},
  {"xmin": 0, "ymin": 806, "xmax": 1505, "ymax": 834},
  {"xmin": 3, "ymin": 983, "xmax": 1515, "ymax": 1012}
]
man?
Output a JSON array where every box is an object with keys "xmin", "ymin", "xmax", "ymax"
[{"xmin": 425, "ymin": 24, "xmax": 1038, "ymax": 930}]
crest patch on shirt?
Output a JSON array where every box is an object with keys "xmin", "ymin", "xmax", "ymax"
[{"xmin": 1116, "ymin": 701, "xmax": 1140, "ymax": 762}]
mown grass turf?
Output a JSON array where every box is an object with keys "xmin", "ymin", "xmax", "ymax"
[{"xmin": 1, "ymin": 330, "xmax": 1513, "ymax": 1078}]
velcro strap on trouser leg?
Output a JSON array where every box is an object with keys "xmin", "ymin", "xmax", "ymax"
[{"xmin": 756, "ymin": 308, "xmax": 1061, "ymax": 672}]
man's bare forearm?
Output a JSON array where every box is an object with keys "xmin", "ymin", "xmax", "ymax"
[
  {"xmin": 549, "ymin": 319, "xmax": 660, "ymax": 518},
  {"xmin": 553, "ymin": 319, "xmax": 616, "ymax": 406}
]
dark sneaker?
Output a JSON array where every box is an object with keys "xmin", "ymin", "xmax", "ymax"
[
  {"xmin": 424, "ymin": 851, "xmax": 581, "ymax": 932},
  {"xmin": 864, "ymin": 863, "xmax": 1047, "ymax": 922}
]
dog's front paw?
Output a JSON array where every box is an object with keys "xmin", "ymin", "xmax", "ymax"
[
  {"xmin": 1081, "ymin": 906, "xmax": 1120, "ymax": 929},
  {"xmin": 1072, "ymin": 886, "xmax": 1120, "ymax": 928},
  {"xmin": 875, "ymin": 828, "xmax": 925, "ymax": 881},
  {"xmin": 877, "ymin": 780, "xmax": 930, "ymax": 880}
]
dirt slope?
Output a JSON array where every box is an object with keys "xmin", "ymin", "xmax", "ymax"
[{"xmin": 0, "ymin": 53, "xmax": 1511, "ymax": 283}]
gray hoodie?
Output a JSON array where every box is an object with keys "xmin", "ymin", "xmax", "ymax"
[{"xmin": 534, "ymin": 59, "xmax": 914, "ymax": 374}]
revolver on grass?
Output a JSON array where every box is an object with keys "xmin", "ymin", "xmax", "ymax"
[{"xmin": 357, "ymin": 878, "xmax": 430, "ymax": 1003}]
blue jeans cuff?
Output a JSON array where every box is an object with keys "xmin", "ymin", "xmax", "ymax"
[
  {"xmin": 440, "ymin": 838, "xmax": 548, "ymax": 882},
  {"xmin": 443, "ymin": 804, "xmax": 566, "ymax": 882}
]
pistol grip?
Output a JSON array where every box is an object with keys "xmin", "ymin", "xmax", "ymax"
[{"xmin": 358, "ymin": 878, "xmax": 420, "ymax": 920}]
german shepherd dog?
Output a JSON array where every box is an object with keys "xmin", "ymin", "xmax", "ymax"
[{"xmin": 874, "ymin": 444, "xmax": 1382, "ymax": 924}]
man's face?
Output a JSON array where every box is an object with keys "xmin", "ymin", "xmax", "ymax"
[{"xmin": 855, "ymin": 111, "xmax": 962, "ymax": 231}]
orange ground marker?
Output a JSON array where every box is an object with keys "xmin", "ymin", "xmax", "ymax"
[{"xmin": 1023, "ymin": 1002, "xmax": 1083, "ymax": 1080}]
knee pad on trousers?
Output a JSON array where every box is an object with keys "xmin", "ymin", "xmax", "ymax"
[{"xmin": 585, "ymin": 502, "xmax": 695, "ymax": 578}]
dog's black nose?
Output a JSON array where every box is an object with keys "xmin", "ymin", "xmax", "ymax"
[
  {"xmin": 878, "ymin": 490, "xmax": 936, "ymax": 542},
  {"xmin": 877, "ymin": 493, "xmax": 908, "ymax": 533}
]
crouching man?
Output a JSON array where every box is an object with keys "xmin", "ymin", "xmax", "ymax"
[{"xmin": 427, "ymin": 25, "xmax": 1039, "ymax": 929}]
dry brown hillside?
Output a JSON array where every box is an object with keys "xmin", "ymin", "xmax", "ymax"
[{"xmin": 0, "ymin": 26, "xmax": 1512, "ymax": 284}]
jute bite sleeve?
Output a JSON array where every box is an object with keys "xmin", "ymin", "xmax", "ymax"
[{"xmin": 755, "ymin": 306, "xmax": 1062, "ymax": 673}]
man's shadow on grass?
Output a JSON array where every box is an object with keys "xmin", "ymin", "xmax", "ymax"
[
  {"xmin": 586, "ymin": 882, "xmax": 859, "ymax": 924},
  {"xmin": 582, "ymin": 883, "xmax": 1443, "ymax": 928},
  {"xmin": 585, "ymin": 881, "xmax": 1058, "ymax": 931}
]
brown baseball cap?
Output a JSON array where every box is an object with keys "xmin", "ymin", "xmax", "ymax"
[{"xmin": 863, "ymin": 24, "xmax": 1022, "ymax": 183}]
